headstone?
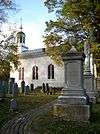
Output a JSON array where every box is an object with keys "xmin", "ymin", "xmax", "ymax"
[
  {"xmin": 54, "ymin": 46, "xmax": 90, "ymax": 121},
  {"xmin": 42, "ymin": 83, "xmax": 46, "ymax": 93},
  {"xmin": 24, "ymin": 85, "xmax": 29, "ymax": 95},
  {"xmin": 84, "ymin": 41, "xmax": 96, "ymax": 103},
  {"xmin": 46, "ymin": 83, "xmax": 50, "ymax": 95},
  {"xmin": 10, "ymin": 99, "xmax": 17, "ymax": 111},
  {"xmin": 8, "ymin": 78, "xmax": 15, "ymax": 94},
  {"xmin": 96, "ymin": 77, "xmax": 100, "ymax": 94},
  {"xmin": 0, "ymin": 80, "xmax": 4, "ymax": 100},
  {"xmin": 21, "ymin": 80, "xmax": 25, "ymax": 93},
  {"xmin": 12, "ymin": 83, "xmax": 19, "ymax": 97},
  {"xmin": 30, "ymin": 83, "xmax": 34, "ymax": 91}
]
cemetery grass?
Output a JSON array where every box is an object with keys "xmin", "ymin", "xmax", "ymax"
[
  {"xmin": 30, "ymin": 99, "xmax": 100, "ymax": 134},
  {"xmin": 0, "ymin": 92, "xmax": 58, "ymax": 128}
]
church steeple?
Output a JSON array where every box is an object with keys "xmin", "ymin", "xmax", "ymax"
[
  {"xmin": 17, "ymin": 18, "xmax": 25, "ymax": 44},
  {"xmin": 20, "ymin": 18, "xmax": 23, "ymax": 31},
  {"xmin": 17, "ymin": 18, "xmax": 28, "ymax": 53}
]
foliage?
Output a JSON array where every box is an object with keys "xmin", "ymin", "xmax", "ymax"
[
  {"xmin": 0, "ymin": 0, "xmax": 17, "ymax": 23},
  {"xmin": 0, "ymin": 38, "xmax": 20, "ymax": 80},
  {"xmin": 0, "ymin": 0, "xmax": 19, "ymax": 80},
  {"xmin": 44, "ymin": 0, "xmax": 100, "ymax": 65}
]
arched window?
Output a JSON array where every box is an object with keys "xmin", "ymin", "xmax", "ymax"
[
  {"xmin": 48, "ymin": 64, "xmax": 54, "ymax": 79},
  {"xmin": 18, "ymin": 68, "xmax": 21, "ymax": 80},
  {"xmin": 18, "ymin": 67, "xmax": 24, "ymax": 80},
  {"xmin": 23, "ymin": 36, "xmax": 25, "ymax": 43},
  {"xmin": 32, "ymin": 66, "xmax": 38, "ymax": 80},
  {"xmin": 22, "ymin": 67, "xmax": 24, "ymax": 80},
  {"xmin": 20, "ymin": 35, "xmax": 23, "ymax": 43}
]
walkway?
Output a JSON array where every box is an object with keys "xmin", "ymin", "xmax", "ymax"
[{"xmin": 0, "ymin": 100, "xmax": 56, "ymax": 134}]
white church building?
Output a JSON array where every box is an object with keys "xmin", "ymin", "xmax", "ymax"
[
  {"xmin": 10, "ymin": 27, "xmax": 97, "ymax": 89},
  {"xmin": 10, "ymin": 28, "xmax": 64, "ymax": 88}
]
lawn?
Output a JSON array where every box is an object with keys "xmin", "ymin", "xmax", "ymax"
[
  {"xmin": 1, "ymin": 92, "xmax": 100, "ymax": 134},
  {"xmin": 0, "ymin": 92, "xmax": 58, "ymax": 128}
]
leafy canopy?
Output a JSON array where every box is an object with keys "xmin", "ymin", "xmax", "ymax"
[{"xmin": 44, "ymin": 0, "xmax": 100, "ymax": 66}]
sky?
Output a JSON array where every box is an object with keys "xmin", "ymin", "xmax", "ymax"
[{"xmin": 7, "ymin": 0, "xmax": 55, "ymax": 50}]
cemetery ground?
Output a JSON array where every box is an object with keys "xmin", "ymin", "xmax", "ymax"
[{"xmin": 0, "ymin": 91, "xmax": 100, "ymax": 133}]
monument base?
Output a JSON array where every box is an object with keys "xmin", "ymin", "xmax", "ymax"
[
  {"xmin": 84, "ymin": 74, "xmax": 96, "ymax": 104},
  {"xmin": 54, "ymin": 103, "xmax": 90, "ymax": 121},
  {"xmin": 58, "ymin": 95, "xmax": 88, "ymax": 105}
]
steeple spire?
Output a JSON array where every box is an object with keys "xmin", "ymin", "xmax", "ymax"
[{"xmin": 20, "ymin": 18, "xmax": 23, "ymax": 31}]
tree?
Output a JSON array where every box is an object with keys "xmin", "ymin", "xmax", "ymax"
[
  {"xmin": 0, "ymin": 0, "xmax": 16, "ymax": 23},
  {"xmin": 44, "ymin": 0, "xmax": 100, "ymax": 66},
  {"xmin": 0, "ymin": 0, "xmax": 19, "ymax": 80},
  {"xmin": 0, "ymin": 31, "xmax": 20, "ymax": 80}
]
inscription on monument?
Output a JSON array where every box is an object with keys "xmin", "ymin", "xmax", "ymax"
[{"xmin": 66, "ymin": 62, "xmax": 80, "ymax": 87}]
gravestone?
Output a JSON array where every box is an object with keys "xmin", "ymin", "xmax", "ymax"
[
  {"xmin": 21, "ymin": 80, "xmax": 25, "ymax": 93},
  {"xmin": 84, "ymin": 41, "xmax": 96, "ymax": 103},
  {"xmin": 46, "ymin": 83, "xmax": 50, "ymax": 95},
  {"xmin": 42, "ymin": 83, "xmax": 46, "ymax": 93},
  {"xmin": 10, "ymin": 99, "xmax": 17, "ymax": 111},
  {"xmin": 30, "ymin": 83, "xmax": 34, "ymax": 91},
  {"xmin": 54, "ymin": 46, "xmax": 90, "ymax": 121},
  {"xmin": 8, "ymin": 78, "xmax": 15, "ymax": 94},
  {"xmin": 0, "ymin": 80, "xmax": 4, "ymax": 100},
  {"xmin": 12, "ymin": 83, "xmax": 19, "ymax": 97},
  {"xmin": 24, "ymin": 85, "xmax": 29, "ymax": 95}
]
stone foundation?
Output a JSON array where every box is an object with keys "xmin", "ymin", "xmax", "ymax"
[{"xmin": 54, "ymin": 104, "xmax": 90, "ymax": 121}]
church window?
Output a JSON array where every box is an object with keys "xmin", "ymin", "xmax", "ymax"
[
  {"xmin": 18, "ymin": 68, "xmax": 21, "ymax": 80},
  {"xmin": 48, "ymin": 64, "xmax": 54, "ymax": 79},
  {"xmin": 22, "ymin": 67, "xmax": 24, "ymax": 80},
  {"xmin": 20, "ymin": 35, "xmax": 23, "ymax": 43},
  {"xmin": 23, "ymin": 36, "xmax": 25, "ymax": 43},
  {"xmin": 32, "ymin": 66, "xmax": 38, "ymax": 80},
  {"xmin": 19, "ymin": 67, "xmax": 24, "ymax": 80}
]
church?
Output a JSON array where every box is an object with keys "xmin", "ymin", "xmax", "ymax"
[
  {"xmin": 10, "ymin": 26, "xmax": 97, "ymax": 89},
  {"xmin": 10, "ymin": 27, "xmax": 64, "ymax": 88}
]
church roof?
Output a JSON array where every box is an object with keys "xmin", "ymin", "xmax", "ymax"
[
  {"xmin": 19, "ymin": 48, "xmax": 46, "ymax": 59},
  {"xmin": 17, "ymin": 31, "xmax": 25, "ymax": 35}
]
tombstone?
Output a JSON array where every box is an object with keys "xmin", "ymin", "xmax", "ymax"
[
  {"xmin": 49, "ymin": 86, "xmax": 52, "ymax": 95},
  {"xmin": 54, "ymin": 46, "xmax": 90, "ymax": 121},
  {"xmin": 12, "ymin": 83, "xmax": 19, "ymax": 97},
  {"xmin": 30, "ymin": 83, "xmax": 34, "ymax": 91},
  {"xmin": 42, "ymin": 83, "xmax": 46, "ymax": 93},
  {"xmin": 24, "ymin": 85, "xmax": 29, "ymax": 95},
  {"xmin": 84, "ymin": 41, "xmax": 96, "ymax": 103},
  {"xmin": 21, "ymin": 80, "xmax": 25, "ymax": 93},
  {"xmin": 46, "ymin": 83, "xmax": 50, "ymax": 95},
  {"xmin": 10, "ymin": 99, "xmax": 17, "ymax": 111},
  {"xmin": 8, "ymin": 78, "xmax": 15, "ymax": 94},
  {"xmin": 0, "ymin": 80, "xmax": 4, "ymax": 100}
]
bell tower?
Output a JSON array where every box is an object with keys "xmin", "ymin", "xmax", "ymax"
[{"xmin": 17, "ymin": 18, "xmax": 28, "ymax": 53}]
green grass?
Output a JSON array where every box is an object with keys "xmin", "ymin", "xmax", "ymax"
[
  {"xmin": 30, "ymin": 100, "xmax": 100, "ymax": 134},
  {"xmin": 1, "ymin": 92, "xmax": 100, "ymax": 134},
  {"xmin": 0, "ymin": 92, "xmax": 58, "ymax": 128}
]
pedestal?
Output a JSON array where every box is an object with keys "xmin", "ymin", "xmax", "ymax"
[
  {"xmin": 54, "ymin": 46, "xmax": 90, "ymax": 121},
  {"xmin": 54, "ymin": 104, "xmax": 90, "ymax": 121}
]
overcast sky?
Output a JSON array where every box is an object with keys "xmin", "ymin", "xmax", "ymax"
[{"xmin": 5, "ymin": 0, "xmax": 55, "ymax": 50}]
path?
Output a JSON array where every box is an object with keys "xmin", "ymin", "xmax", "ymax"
[{"xmin": 0, "ymin": 100, "xmax": 56, "ymax": 134}]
